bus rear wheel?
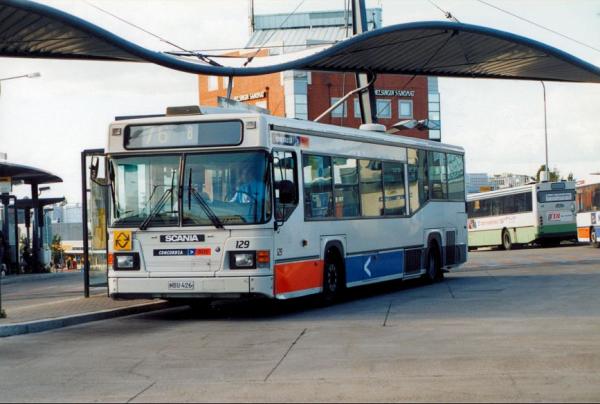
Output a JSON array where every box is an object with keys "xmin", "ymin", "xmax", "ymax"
[
  {"xmin": 502, "ymin": 230, "xmax": 512, "ymax": 250},
  {"xmin": 591, "ymin": 228, "xmax": 600, "ymax": 248},
  {"xmin": 425, "ymin": 245, "xmax": 442, "ymax": 283}
]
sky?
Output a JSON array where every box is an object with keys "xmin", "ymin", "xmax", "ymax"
[{"xmin": 1, "ymin": 0, "xmax": 599, "ymax": 203}]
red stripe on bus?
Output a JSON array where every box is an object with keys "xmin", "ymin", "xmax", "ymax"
[{"xmin": 274, "ymin": 259, "xmax": 323, "ymax": 295}]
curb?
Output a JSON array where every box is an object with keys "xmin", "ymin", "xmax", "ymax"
[{"xmin": 0, "ymin": 301, "xmax": 171, "ymax": 338}]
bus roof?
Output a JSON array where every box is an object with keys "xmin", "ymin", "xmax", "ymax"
[
  {"xmin": 111, "ymin": 109, "xmax": 464, "ymax": 154},
  {"xmin": 467, "ymin": 181, "xmax": 576, "ymax": 201}
]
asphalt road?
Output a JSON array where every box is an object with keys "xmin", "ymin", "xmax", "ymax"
[{"xmin": 1, "ymin": 245, "xmax": 599, "ymax": 402}]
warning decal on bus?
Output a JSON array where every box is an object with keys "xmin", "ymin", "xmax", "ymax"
[{"xmin": 113, "ymin": 231, "xmax": 132, "ymax": 251}]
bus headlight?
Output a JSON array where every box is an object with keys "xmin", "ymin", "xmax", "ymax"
[
  {"xmin": 228, "ymin": 250, "xmax": 270, "ymax": 269},
  {"xmin": 114, "ymin": 253, "xmax": 140, "ymax": 271},
  {"xmin": 230, "ymin": 252, "xmax": 255, "ymax": 269}
]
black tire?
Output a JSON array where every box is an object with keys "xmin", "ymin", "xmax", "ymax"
[
  {"xmin": 322, "ymin": 251, "xmax": 343, "ymax": 304},
  {"xmin": 502, "ymin": 230, "xmax": 512, "ymax": 251},
  {"xmin": 591, "ymin": 228, "xmax": 600, "ymax": 248},
  {"xmin": 424, "ymin": 245, "xmax": 442, "ymax": 283}
]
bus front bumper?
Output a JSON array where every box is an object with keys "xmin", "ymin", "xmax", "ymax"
[{"xmin": 109, "ymin": 275, "xmax": 274, "ymax": 299}]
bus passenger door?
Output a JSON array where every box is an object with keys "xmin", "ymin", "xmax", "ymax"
[{"xmin": 272, "ymin": 150, "xmax": 317, "ymax": 298}]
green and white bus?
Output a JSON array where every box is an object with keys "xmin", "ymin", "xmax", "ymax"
[{"xmin": 467, "ymin": 181, "xmax": 577, "ymax": 250}]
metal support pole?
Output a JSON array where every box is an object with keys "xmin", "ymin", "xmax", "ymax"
[
  {"xmin": 541, "ymin": 81, "xmax": 549, "ymax": 181},
  {"xmin": 1, "ymin": 195, "xmax": 9, "ymax": 273},
  {"xmin": 352, "ymin": 0, "xmax": 377, "ymax": 125},
  {"xmin": 81, "ymin": 151, "xmax": 90, "ymax": 298},
  {"xmin": 30, "ymin": 183, "xmax": 39, "ymax": 272}
]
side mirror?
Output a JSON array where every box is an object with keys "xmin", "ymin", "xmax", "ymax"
[
  {"xmin": 276, "ymin": 180, "xmax": 296, "ymax": 205},
  {"xmin": 90, "ymin": 156, "xmax": 108, "ymax": 186}
]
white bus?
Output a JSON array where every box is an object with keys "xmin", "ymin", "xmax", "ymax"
[
  {"xmin": 467, "ymin": 181, "xmax": 577, "ymax": 250},
  {"xmin": 576, "ymin": 177, "xmax": 600, "ymax": 247},
  {"xmin": 100, "ymin": 107, "xmax": 467, "ymax": 303}
]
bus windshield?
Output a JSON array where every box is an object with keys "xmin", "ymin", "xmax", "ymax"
[
  {"xmin": 183, "ymin": 151, "xmax": 271, "ymax": 226},
  {"xmin": 110, "ymin": 151, "xmax": 271, "ymax": 227},
  {"xmin": 111, "ymin": 155, "xmax": 180, "ymax": 227}
]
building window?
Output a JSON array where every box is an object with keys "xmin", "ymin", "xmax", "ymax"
[
  {"xmin": 222, "ymin": 76, "xmax": 234, "ymax": 89},
  {"xmin": 429, "ymin": 129, "xmax": 441, "ymax": 141},
  {"xmin": 376, "ymin": 99, "xmax": 392, "ymax": 119},
  {"xmin": 295, "ymin": 94, "xmax": 308, "ymax": 120},
  {"xmin": 428, "ymin": 101, "xmax": 440, "ymax": 112},
  {"xmin": 398, "ymin": 100, "xmax": 413, "ymax": 118},
  {"xmin": 207, "ymin": 76, "xmax": 218, "ymax": 91},
  {"xmin": 354, "ymin": 98, "xmax": 361, "ymax": 118},
  {"xmin": 429, "ymin": 111, "xmax": 440, "ymax": 121},
  {"xmin": 330, "ymin": 97, "xmax": 347, "ymax": 118}
]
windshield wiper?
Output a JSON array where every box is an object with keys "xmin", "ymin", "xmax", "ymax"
[
  {"xmin": 139, "ymin": 187, "xmax": 173, "ymax": 230},
  {"xmin": 187, "ymin": 168, "xmax": 224, "ymax": 229},
  {"xmin": 139, "ymin": 170, "xmax": 177, "ymax": 230}
]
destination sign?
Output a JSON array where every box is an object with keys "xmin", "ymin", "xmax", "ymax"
[{"xmin": 124, "ymin": 121, "xmax": 242, "ymax": 150}]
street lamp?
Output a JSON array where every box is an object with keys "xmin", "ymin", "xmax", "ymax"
[{"xmin": 0, "ymin": 72, "xmax": 41, "ymax": 95}]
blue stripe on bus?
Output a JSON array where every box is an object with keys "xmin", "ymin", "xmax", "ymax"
[{"xmin": 345, "ymin": 250, "xmax": 404, "ymax": 284}]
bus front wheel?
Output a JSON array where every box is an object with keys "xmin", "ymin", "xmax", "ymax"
[
  {"xmin": 322, "ymin": 251, "xmax": 344, "ymax": 304},
  {"xmin": 502, "ymin": 230, "xmax": 512, "ymax": 250}
]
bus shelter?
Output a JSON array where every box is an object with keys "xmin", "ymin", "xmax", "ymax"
[{"xmin": 0, "ymin": 161, "xmax": 63, "ymax": 273}]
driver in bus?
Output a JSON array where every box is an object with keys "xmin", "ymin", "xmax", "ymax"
[{"xmin": 229, "ymin": 166, "xmax": 262, "ymax": 204}]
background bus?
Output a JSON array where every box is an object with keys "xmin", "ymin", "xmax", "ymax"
[
  {"xmin": 576, "ymin": 177, "xmax": 600, "ymax": 247},
  {"xmin": 467, "ymin": 181, "xmax": 577, "ymax": 250},
  {"xmin": 101, "ymin": 107, "xmax": 468, "ymax": 303}
]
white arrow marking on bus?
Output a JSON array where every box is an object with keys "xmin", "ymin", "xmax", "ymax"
[{"xmin": 364, "ymin": 256, "xmax": 372, "ymax": 277}]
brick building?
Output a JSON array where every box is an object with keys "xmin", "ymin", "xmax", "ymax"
[{"xmin": 198, "ymin": 9, "xmax": 441, "ymax": 141}]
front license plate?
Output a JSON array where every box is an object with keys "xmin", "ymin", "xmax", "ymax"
[{"xmin": 168, "ymin": 281, "xmax": 195, "ymax": 290}]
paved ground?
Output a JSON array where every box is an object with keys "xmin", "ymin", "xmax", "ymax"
[
  {"xmin": 0, "ymin": 245, "xmax": 599, "ymax": 402},
  {"xmin": 1, "ymin": 272, "xmax": 105, "ymax": 312},
  {"xmin": 0, "ymin": 272, "xmax": 159, "ymax": 326}
]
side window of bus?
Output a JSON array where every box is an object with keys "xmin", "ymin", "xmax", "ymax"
[
  {"xmin": 333, "ymin": 157, "xmax": 360, "ymax": 217},
  {"xmin": 359, "ymin": 159, "xmax": 384, "ymax": 217},
  {"xmin": 407, "ymin": 149, "xmax": 429, "ymax": 212},
  {"xmin": 273, "ymin": 150, "xmax": 298, "ymax": 221},
  {"xmin": 303, "ymin": 154, "xmax": 333, "ymax": 219},
  {"xmin": 428, "ymin": 151, "xmax": 447, "ymax": 199},
  {"xmin": 447, "ymin": 153, "xmax": 465, "ymax": 200},
  {"xmin": 383, "ymin": 161, "xmax": 406, "ymax": 215}
]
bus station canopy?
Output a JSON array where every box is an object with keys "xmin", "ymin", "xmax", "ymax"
[
  {"xmin": 13, "ymin": 197, "xmax": 65, "ymax": 209},
  {"xmin": 1, "ymin": 0, "xmax": 600, "ymax": 83},
  {"xmin": 0, "ymin": 161, "xmax": 62, "ymax": 185}
]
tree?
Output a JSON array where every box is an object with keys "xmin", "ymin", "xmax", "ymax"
[
  {"xmin": 50, "ymin": 234, "xmax": 64, "ymax": 268},
  {"xmin": 535, "ymin": 165, "xmax": 560, "ymax": 182}
]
